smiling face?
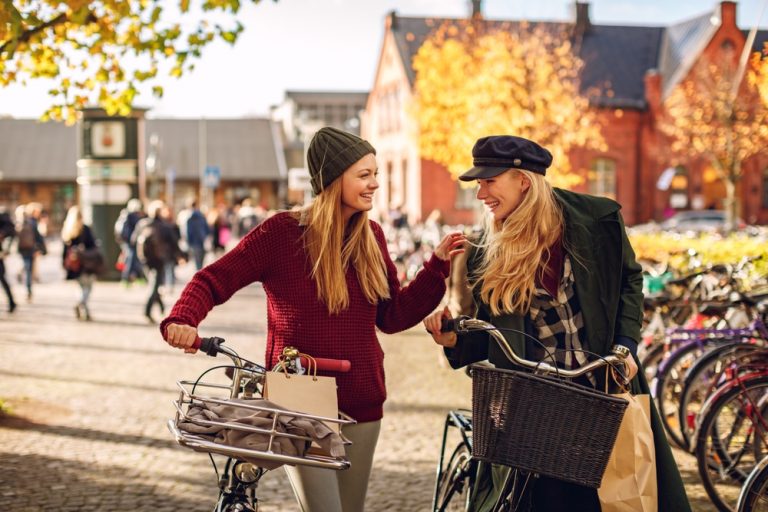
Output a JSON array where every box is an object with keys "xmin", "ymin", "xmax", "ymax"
[
  {"xmin": 476, "ymin": 169, "xmax": 531, "ymax": 222},
  {"xmin": 340, "ymin": 153, "xmax": 379, "ymax": 221}
]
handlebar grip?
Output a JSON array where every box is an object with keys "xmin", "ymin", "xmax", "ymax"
[
  {"xmin": 440, "ymin": 318, "xmax": 458, "ymax": 333},
  {"xmin": 192, "ymin": 336, "xmax": 225, "ymax": 356},
  {"xmin": 300, "ymin": 356, "xmax": 351, "ymax": 373}
]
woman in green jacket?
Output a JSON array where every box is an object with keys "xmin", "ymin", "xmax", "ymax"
[{"xmin": 424, "ymin": 135, "xmax": 691, "ymax": 512}]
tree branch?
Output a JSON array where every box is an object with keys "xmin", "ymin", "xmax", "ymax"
[{"xmin": 0, "ymin": 11, "xmax": 95, "ymax": 57}]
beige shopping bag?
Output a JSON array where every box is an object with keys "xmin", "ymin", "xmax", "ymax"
[
  {"xmin": 598, "ymin": 393, "xmax": 657, "ymax": 512},
  {"xmin": 264, "ymin": 366, "xmax": 340, "ymax": 457}
]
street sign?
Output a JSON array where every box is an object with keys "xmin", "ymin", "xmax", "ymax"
[{"xmin": 203, "ymin": 165, "xmax": 221, "ymax": 189}]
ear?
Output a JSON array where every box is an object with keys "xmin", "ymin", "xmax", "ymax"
[{"xmin": 520, "ymin": 175, "xmax": 531, "ymax": 193}]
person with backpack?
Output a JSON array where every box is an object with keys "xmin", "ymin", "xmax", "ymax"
[
  {"xmin": 16, "ymin": 203, "xmax": 47, "ymax": 302},
  {"xmin": 61, "ymin": 206, "xmax": 101, "ymax": 321},
  {"xmin": 0, "ymin": 208, "xmax": 17, "ymax": 313},
  {"xmin": 133, "ymin": 200, "xmax": 185, "ymax": 323}
]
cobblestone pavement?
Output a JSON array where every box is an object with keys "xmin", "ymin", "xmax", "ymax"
[{"xmin": 0, "ymin": 246, "xmax": 723, "ymax": 511}]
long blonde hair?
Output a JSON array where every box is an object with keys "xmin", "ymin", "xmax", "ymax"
[
  {"xmin": 301, "ymin": 178, "xmax": 390, "ymax": 314},
  {"xmin": 61, "ymin": 206, "xmax": 84, "ymax": 243},
  {"xmin": 475, "ymin": 170, "xmax": 564, "ymax": 316}
]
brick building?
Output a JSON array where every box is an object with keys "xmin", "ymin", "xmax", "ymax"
[{"xmin": 363, "ymin": 1, "xmax": 768, "ymax": 226}]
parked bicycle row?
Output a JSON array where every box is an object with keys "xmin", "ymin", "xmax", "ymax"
[{"xmin": 637, "ymin": 255, "xmax": 768, "ymax": 511}]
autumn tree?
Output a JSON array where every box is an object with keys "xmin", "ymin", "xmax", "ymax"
[
  {"xmin": 412, "ymin": 20, "xmax": 606, "ymax": 189},
  {"xmin": 0, "ymin": 1, "xmax": 272, "ymax": 123},
  {"xmin": 749, "ymin": 42, "xmax": 768, "ymax": 108},
  {"xmin": 660, "ymin": 49, "xmax": 768, "ymax": 230}
]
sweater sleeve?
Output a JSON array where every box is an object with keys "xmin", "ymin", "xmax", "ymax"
[
  {"xmin": 373, "ymin": 222, "xmax": 450, "ymax": 334},
  {"xmin": 159, "ymin": 214, "xmax": 285, "ymax": 339}
]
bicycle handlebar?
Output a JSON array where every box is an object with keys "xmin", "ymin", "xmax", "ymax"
[
  {"xmin": 299, "ymin": 356, "xmax": 351, "ymax": 373},
  {"xmin": 192, "ymin": 336, "xmax": 351, "ymax": 373},
  {"xmin": 441, "ymin": 317, "xmax": 629, "ymax": 379}
]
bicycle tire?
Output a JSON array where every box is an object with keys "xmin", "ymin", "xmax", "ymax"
[
  {"xmin": 679, "ymin": 343, "xmax": 765, "ymax": 451},
  {"xmin": 640, "ymin": 341, "xmax": 666, "ymax": 382},
  {"xmin": 655, "ymin": 340, "xmax": 713, "ymax": 450},
  {"xmin": 696, "ymin": 374, "xmax": 768, "ymax": 512},
  {"xmin": 738, "ymin": 457, "xmax": 768, "ymax": 512},
  {"xmin": 435, "ymin": 442, "xmax": 474, "ymax": 512}
]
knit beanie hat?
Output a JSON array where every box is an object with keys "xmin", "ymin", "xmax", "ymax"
[{"xmin": 307, "ymin": 127, "xmax": 376, "ymax": 195}]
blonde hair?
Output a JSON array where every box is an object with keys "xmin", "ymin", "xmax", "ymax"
[
  {"xmin": 475, "ymin": 170, "xmax": 564, "ymax": 316},
  {"xmin": 301, "ymin": 178, "xmax": 390, "ymax": 314},
  {"xmin": 61, "ymin": 206, "xmax": 84, "ymax": 243}
]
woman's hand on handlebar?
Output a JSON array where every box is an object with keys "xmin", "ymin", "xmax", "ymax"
[
  {"xmin": 165, "ymin": 323, "xmax": 199, "ymax": 353},
  {"xmin": 623, "ymin": 353, "xmax": 638, "ymax": 380},
  {"xmin": 424, "ymin": 306, "xmax": 458, "ymax": 348}
]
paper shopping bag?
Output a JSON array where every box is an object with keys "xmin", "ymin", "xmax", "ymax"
[
  {"xmin": 598, "ymin": 393, "xmax": 657, "ymax": 512},
  {"xmin": 264, "ymin": 370, "xmax": 340, "ymax": 455}
]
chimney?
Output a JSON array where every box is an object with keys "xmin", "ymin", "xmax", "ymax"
[
  {"xmin": 571, "ymin": 2, "xmax": 591, "ymax": 37},
  {"xmin": 386, "ymin": 10, "xmax": 398, "ymax": 30},
  {"xmin": 718, "ymin": 1, "xmax": 736, "ymax": 29},
  {"xmin": 469, "ymin": 0, "xmax": 482, "ymax": 19}
]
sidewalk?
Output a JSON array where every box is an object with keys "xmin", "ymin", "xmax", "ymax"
[{"xmin": 0, "ymin": 247, "xmax": 715, "ymax": 511}]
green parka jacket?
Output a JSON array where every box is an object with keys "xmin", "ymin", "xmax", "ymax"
[{"xmin": 445, "ymin": 188, "xmax": 691, "ymax": 512}]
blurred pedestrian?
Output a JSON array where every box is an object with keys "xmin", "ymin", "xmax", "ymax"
[
  {"xmin": 61, "ymin": 206, "xmax": 99, "ymax": 321},
  {"xmin": 133, "ymin": 200, "xmax": 185, "ymax": 323},
  {"xmin": 115, "ymin": 198, "xmax": 146, "ymax": 285},
  {"xmin": 16, "ymin": 202, "xmax": 46, "ymax": 302},
  {"xmin": 184, "ymin": 199, "xmax": 210, "ymax": 270},
  {"xmin": 0, "ymin": 208, "xmax": 17, "ymax": 313}
]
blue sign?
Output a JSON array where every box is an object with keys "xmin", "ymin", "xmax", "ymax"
[{"xmin": 203, "ymin": 165, "xmax": 220, "ymax": 189}]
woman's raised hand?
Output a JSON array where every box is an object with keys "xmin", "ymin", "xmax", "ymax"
[
  {"xmin": 434, "ymin": 232, "xmax": 467, "ymax": 261},
  {"xmin": 423, "ymin": 306, "xmax": 458, "ymax": 348},
  {"xmin": 165, "ymin": 323, "xmax": 199, "ymax": 354}
]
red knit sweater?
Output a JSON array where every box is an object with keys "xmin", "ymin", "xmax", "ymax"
[{"xmin": 160, "ymin": 212, "xmax": 450, "ymax": 422}]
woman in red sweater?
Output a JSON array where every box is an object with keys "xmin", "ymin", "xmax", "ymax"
[{"xmin": 161, "ymin": 126, "xmax": 465, "ymax": 511}]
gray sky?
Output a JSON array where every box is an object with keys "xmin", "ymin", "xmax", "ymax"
[{"xmin": 1, "ymin": 0, "xmax": 766, "ymax": 118}]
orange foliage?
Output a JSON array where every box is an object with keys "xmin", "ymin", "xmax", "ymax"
[{"xmin": 412, "ymin": 20, "xmax": 606, "ymax": 188}]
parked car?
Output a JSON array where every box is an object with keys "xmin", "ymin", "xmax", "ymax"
[{"xmin": 659, "ymin": 210, "xmax": 745, "ymax": 232}]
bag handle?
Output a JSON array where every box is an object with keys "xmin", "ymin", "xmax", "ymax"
[{"xmin": 274, "ymin": 347, "xmax": 320, "ymax": 381}]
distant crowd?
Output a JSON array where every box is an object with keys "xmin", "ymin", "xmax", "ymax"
[{"xmin": 0, "ymin": 197, "xmax": 459, "ymax": 322}]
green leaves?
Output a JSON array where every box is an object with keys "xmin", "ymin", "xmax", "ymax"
[{"xmin": 0, "ymin": 0, "xmax": 271, "ymax": 123}]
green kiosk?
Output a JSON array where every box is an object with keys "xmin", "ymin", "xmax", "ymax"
[{"xmin": 77, "ymin": 108, "xmax": 147, "ymax": 280}]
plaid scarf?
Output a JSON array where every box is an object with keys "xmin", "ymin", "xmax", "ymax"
[{"xmin": 527, "ymin": 255, "xmax": 595, "ymax": 386}]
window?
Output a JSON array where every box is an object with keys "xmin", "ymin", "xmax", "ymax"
[
  {"xmin": 670, "ymin": 166, "xmax": 689, "ymax": 209},
  {"xmin": 763, "ymin": 168, "xmax": 768, "ymax": 209},
  {"xmin": 587, "ymin": 158, "xmax": 616, "ymax": 199},
  {"xmin": 455, "ymin": 182, "xmax": 476, "ymax": 209}
]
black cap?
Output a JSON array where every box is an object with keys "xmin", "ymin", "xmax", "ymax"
[{"xmin": 459, "ymin": 135, "xmax": 553, "ymax": 181}]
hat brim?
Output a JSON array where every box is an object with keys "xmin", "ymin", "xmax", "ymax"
[{"xmin": 458, "ymin": 166, "xmax": 511, "ymax": 182}]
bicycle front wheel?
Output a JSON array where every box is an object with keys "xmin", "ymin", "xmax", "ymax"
[
  {"xmin": 435, "ymin": 443, "xmax": 474, "ymax": 512},
  {"xmin": 739, "ymin": 457, "xmax": 768, "ymax": 512},
  {"xmin": 696, "ymin": 374, "xmax": 768, "ymax": 512}
]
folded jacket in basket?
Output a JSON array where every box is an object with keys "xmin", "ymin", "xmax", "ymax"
[{"xmin": 178, "ymin": 397, "xmax": 345, "ymax": 469}]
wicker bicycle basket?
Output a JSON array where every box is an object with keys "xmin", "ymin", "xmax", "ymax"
[{"xmin": 470, "ymin": 364, "xmax": 629, "ymax": 488}]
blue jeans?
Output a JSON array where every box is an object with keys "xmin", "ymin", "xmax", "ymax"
[{"xmin": 21, "ymin": 254, "xmax": 33, "ymax": 296}]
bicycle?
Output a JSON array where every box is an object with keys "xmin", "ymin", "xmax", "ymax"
[
  {"xmin": 738, "ymin": 454, "xmax": 768, "ymax": 511},
  {"xmin": 694, "ymin": 362, "xmax": 768, "ymax": 512},
  {"xmin": 433, "ymin": 317, "xmax": 630, "ymax": 512},
  {"xmin": 167, "ymin": 336, "xmax": 355, "ymax": 512}
]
